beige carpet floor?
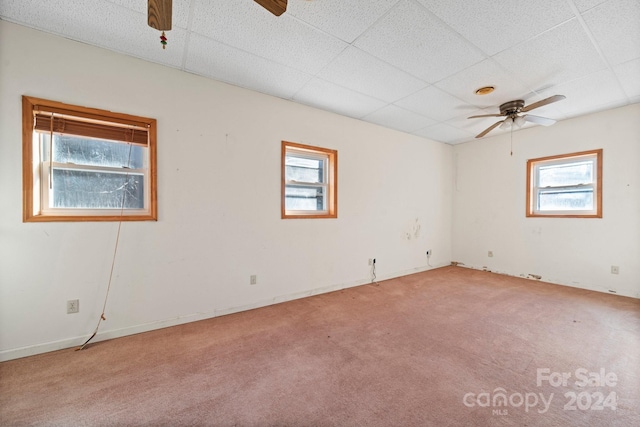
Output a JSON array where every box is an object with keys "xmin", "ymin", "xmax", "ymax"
[{"xmin": 1, "ymin": 266, "xmax": 639, "ymax": 426}]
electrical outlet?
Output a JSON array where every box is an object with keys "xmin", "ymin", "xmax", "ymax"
[
  {"xmin": 426, "ymin": 250, "xmax": 432, "ymax": 257},
  {"xmin": 611, "ymin": 266, "xmax": 619, "ymax": 275},
  {"xmin": 488, "ymin": 251, "xmax": 494, "ymax": 258},
  {"xmin": 67, "ymin": 299, "xmax": 79, "ymax": 314},
  {"xmin": 368, "ymin": 258, "xmax": 373, "ymax": 266},
  {"xmin": 250, "ymin": 275, "xmax": 257, "ymax": 285}
]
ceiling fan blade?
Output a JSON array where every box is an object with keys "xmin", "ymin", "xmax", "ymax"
[
  {"xmin": 148, "ymin": 0, "xmax": 172, "ymax": 31},
  {"xmin": 468, "ymin": 113, "xmax": 504, "ymax": 119},
  {"xmin": 522, "ymin": 94, "xmax": 566, "ymax": 112},
  {"xmin": 523, "ymin": 114, "xmax": 556, "ymax": 126},
  {"xmin": 254, "ymin": 0, "xmax": 287, "ymax": 16},
  {"xmin": 475, "ymin": 120, "xmax": 504, "ymax": 138}
]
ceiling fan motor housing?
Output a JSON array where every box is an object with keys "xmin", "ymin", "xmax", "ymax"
[{"xmin": 499, "ymin": 100, "xmax": 525, "ymax": 116}]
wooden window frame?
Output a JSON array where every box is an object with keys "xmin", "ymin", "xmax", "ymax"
[
  {"xmin": 22, "ymin": 96, "xmax": 157, "ymax": 222},
  {"xmin": 526, "ymin": 149, "xmax": 602, "ymax": 218},
  {"xmin": 281, "ymin": 141, "xmax": 337, "ymax": 219}
]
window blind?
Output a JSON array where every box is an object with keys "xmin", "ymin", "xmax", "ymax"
[{"xmin": 33, "ymin": 110, "xmax": 149, "ymax": 146}]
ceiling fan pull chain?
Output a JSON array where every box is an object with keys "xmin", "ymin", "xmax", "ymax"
[
  {"xmin": 510, "ymin": 126, "xmax": 513, "ymax": 156},
  {"xmin": 160, "ymin": 31, "xmax": 167, "ymax": 49}
]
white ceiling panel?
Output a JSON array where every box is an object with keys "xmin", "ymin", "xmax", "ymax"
[
  {"xmin": 2, "ymin": 0, "xmax": 638, "ymax": 145},
  {"xmin": 434, "ymin": 59, "xmax": 535, "ymax": 108},
  {"xmin": 106, "ymin": 0, "xmax": 192, "ymax": 29},
  {"xmin": 492, "ymin": 18, "xmax": 608, "ymax": 91},
  {"xmin": 396, "ymin": 86, "xmax": 469, "ymax": 122},
  {"xmin": 189, "ymin": 0, "xmax": 348, "ymax": 75},
  {"xmin": 293, "ymin": 78, "xmax": 387, "ymax": 119},
  {"xmin": 353, "ymin": 0, "xmax": 485, "ymax": 83},
  {"xmin": 573, "ymin": 0, "xmax": 609, "ymax": 13},
  {"xmin": 362, "ymin": 105, "xmax": 437, "ymax": 133},
  {"xmin": 79, "ymin": 3, "xmax": 187, "ymax": 68},
  {"xmin": 0, "ymin": 0, "xmax": 186, "ymax": 68},
  {"xmin": 316, "ymin": 47, "xmax": 428, "ymax": 103},
  {"xmin": 614, "ymin": 58, "xmax": 640, "ymax": 100},
  {"xmin": 581, "ymin": 0, "xmax": 640, "ymax": 66},
  {"xmin": 414, "ymin": 122, "xmax": 475, "ymax": 144},
  {"xmin": 185, "ymin": 34, "xmax": 313, "ymax": 100},
  {"xmin": 537, "ymin": 69, "xmax": 628, "ymax": 118},
  {"xmin": 417, "ymin": 0, "xmax": 575, "ymax": 56},
  {"xmin": 288, "ymin": 0, "xmax": 398, "ymax": 44}
]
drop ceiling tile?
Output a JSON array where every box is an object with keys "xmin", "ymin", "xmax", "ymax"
[
  {"xmin": 417, "ymin": 0, "xmax": 575, "ymax": 56},
  {"xmin": 288, "ymin": 0, "xmax": 398, "ymax": 43},
  {"xmin": 395, "ymin": 85, "xmax": 469, "ymax": 122},
  {"xmin": 573, "ymin": 0, "xmax": 607, "ymax": 12},
  {"xmin": 582, "ymin": 0, "xmax": 640, "ymax": 66},
  {"xmin": 0, "ymin": 0, "xmax": 99, "ymax": 36},
  {"xmin": 2, "ymin": 0, "xmax": 635, "ymax": 142},
  {"xmin": 434, "ymin": 59, "xmax": 535, "ymax": 108},
  {"xmin": 0, "ymin": 0, "xmax": 60, "ymax": 26},
  {"xmin": 537, "ymin": 69, "xmax": 628, "ymax": 117},
  {"xmin": 78, "ymin": 3, "xmax": 187, "ymax": 68},
  {"xmin": 573, "ymin": 0, "xmax": 609, "ymax": 13},
  {"xmin": 316, "ymin": 47, "xmax": 428, "ymax": 103},
  {"xmin": 353, "ymin": 0, "xmax": 484, "ymax": 83},
  {"xmin": 190, "ymin": 0, "xmax": 348, "ymax": 75},
  {"xmin": 0, "ymin": 0, "xmax": 186, "ymax": 68},
  {"xmin": 614, "ymin": 58, "xmax": 640, "ymax": 99},
  {"xmin": 492, "ymin": 18, "xmax": 607, "ymax": 90},
  {"xmin": 185, "ymin": 34, "xmax": 313, "ymax": 99},
  {"xmin": 362, "ymin": 105, "xmax": 437, "ymax": 133},
  {"xmin": 293, "ymin": 78, "xmax": 387, "ymax": 119},
  {"xmin": 413, "ymin": 122, "xmax": 475, "ymax": 144},
  {"xmin": 106, "ymin": 0, "xmax": 191, "ymax": 28}
]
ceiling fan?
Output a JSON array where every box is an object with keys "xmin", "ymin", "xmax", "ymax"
[
  {"xmin": 468, "ymin": 95, "xmax": 566, "ymax": 138},
  {"xmin": 147, "ymin": 0, "xmax": 287, "ymax": 48}
]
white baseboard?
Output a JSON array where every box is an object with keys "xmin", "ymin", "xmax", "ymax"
[
  {"xmin": 454, "ymin": 263, "xmax": 639, "ymax": 299},
  {"xmin": 0, "ymin": 262, "xmax": 449, "ymax": 362}
]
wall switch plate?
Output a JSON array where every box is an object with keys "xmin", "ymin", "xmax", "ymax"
[
  {"xmin": 488, "ymin": 251, "xmax": 494, "ymax": 257},
  {"xmin": 611, "ymin": 266, "xmax": 619, "ymax": 275},
  {"xmin": 250, "ymin": 275, "xmax": 257, "ymax": 285},
  {"xmin": 67, "ymin": 299, "xmax": 79, "ymax": 314}
]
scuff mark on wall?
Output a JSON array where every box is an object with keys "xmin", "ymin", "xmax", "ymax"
[
  {"xmin": 528, "ymin": 274, "xmax": 542, "ymax": 280},
  {"xmin": 404, "ymin": 218, "xmax": 421, "ymax": 240}
]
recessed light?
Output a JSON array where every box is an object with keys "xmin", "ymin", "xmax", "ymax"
[{"xmin": 475, "ymin": 86, "xmax": 495, "ymax": 95}]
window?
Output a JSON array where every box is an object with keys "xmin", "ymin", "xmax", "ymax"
[
  {"xmin": 526, "ymin": 149, "xmax": 602, "ymax": 218},
  {"xmin": 22, "ymin": 96, "xmax": 157, "ymax": 222},
  {"xmin": 282, "ymin": 141, "xmax": 337, "ymax": 219}
]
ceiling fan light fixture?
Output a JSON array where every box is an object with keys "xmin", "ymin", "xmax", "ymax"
[
  {"xmin": 499, "ymin": 117, "xmax": 513, "ymax": 130},
  {"xmin": 475, "ymin": 86, "xmax": 495, "ymax": 96},
  {"xmin": 514, "ymin": 115, "xmax": 526, "ymax": 128}
]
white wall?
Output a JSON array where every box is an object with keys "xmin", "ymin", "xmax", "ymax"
[
  {"xmin": 452, "ymin": 104, "xmax": 640, "ymax": 298},
  {"xmin": 0, "ymin": 22, "xmax": 453, "ymax": 360}
]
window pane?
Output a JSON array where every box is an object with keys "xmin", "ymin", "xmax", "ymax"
[
  {"xmin": 285, "ymin": 155, "xmax": 324, "ymax": 184},
  {"xmin": 538, "ymin": 188, "xmax": 593, "ymax": 211},
  {"xmin": 538, "ymin": 160, "xmax": 593, "ymax": 187},
  {"xmin": 50, "ymin": 135, "xmax": 144, "ymax": 169},
  {"xmin": 285, "ymin": 185, "xmax": 325, "ymax": 211},
  {"xmin": 52, "ymin": 169, "xmax": 144, "ymax": 209}
]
